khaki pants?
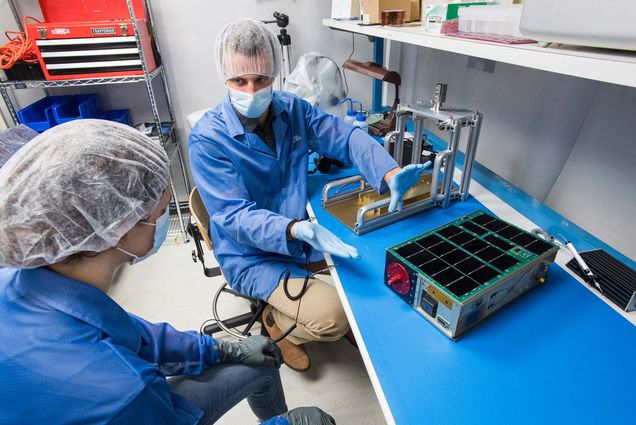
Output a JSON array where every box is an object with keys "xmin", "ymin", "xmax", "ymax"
[{"xmin": 266, "ymin": 262, "xmax": 349, "ymax": 345}]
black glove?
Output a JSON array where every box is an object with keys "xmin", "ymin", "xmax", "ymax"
[
  {"xmin": 217, "ymin": 335, "xmax": 282, "ymax": 368},
  {"xmin": 278, "ymin": 406, "xmax": 336, "ymax": 425}
]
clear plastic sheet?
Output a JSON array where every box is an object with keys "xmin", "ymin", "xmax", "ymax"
[{"xmin": 284, "ymin": 52, "xmax": 346, "ymax": 115}]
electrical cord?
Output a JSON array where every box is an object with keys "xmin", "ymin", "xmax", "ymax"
[
  {"xmin": 198, "ymin": 263, "xmax": 336, "ymax": 344},
  {"xmin": 342, "ymin": 33, "xmax": 355, "ymax": 97},
  {"xmin": 0, "ymin": 16, "xmax": 41, "ymax": 70},
  {"xmin": 282, "ymin": 270, "xmax": 310, "ymax": 301},
  {"xmin": 272, "ymin": 270, "xmax": 310, "ymax": 343},
  {"xmin": 532, "ymin": 228, "xmax": 602, "ymax": 293},
  {"xmin": 199, "ymin": 318, "xmax": 219, "ymax": 335},
  {"xmin": 272, "ymin": 264, "xmax": 337, "ymax": 344}
]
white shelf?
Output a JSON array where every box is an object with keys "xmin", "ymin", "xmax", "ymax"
[{"xmin": 323, "ymin": 19, "xmax": 636, "ymax": 88}]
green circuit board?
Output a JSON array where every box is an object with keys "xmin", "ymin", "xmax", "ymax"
[{"xmin": 388, "ymin": 210, "xmax": 558, "ymax": 303}]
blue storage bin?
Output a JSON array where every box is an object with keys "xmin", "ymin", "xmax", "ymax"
[
  {"xmin": 97, "ymin": 109, "xmax": 131, "ymax": 126},
  {"xmin": 53, "ymin": 94, "xmax": 100, "ymax": 124},
  {"xmin": 17, "ymin": 95, "xmax": 71, "ymax": 132}
]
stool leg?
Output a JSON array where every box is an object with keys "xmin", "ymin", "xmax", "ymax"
[{"xmin": 242, "ymin": 302, "xmax": 267, "ymax": 337}]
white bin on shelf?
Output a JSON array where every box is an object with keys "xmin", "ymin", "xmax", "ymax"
[
  {"xmin": 458, "ymin": 5, "xmax": 523, "ymax": 38},
  {"xmin": 520, "ymin": 0, "xmax": 636, "ymax": 50}
]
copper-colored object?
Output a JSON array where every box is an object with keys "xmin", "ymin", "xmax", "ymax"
[
  {"xmin": 381, "ymin": 9, "xmax": 405, "ymax": 26},
  {"xmin": 342, "ymin": 59, "xmax": 401, "ymax": 136},
  {"xmin": 324, "ymin": 174, "xmax": 435, "ymax": 232}
]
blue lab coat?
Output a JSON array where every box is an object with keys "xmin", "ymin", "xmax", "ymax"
[
  {"xmin": 0, "ymin": 266, "xmax": 220, "ymax": 424},
  {"xmin": 189, "ymin": 91, "xmax": 398, "ymax": 300}
]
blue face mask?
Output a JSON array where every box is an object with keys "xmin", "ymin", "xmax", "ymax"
[
  {"xmin": 117, "ymin": 208, "xmax": 170, "ymax": 264},
  {"xmin": 229, "ymin": 84, "xmax": 273, "ymax": 118}
]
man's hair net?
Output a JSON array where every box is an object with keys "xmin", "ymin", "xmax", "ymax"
[
  {"xmin": 0, "ymin": 119, "xmax": 170, "ymax": 268},
  {"xmin": 215, "ymin": 18, "xmax": 281, "ymax": 80}
]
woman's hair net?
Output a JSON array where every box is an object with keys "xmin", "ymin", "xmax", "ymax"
[
  {"xmin": 0, "ymin": 124, "xmax": 38, "ymax": 168},
  {"xmin": 0, "ymin": 119, "xmax": 170, "ymax": 268},
  {"xmin": 215, "ymin": 18, "xmax": 281, "ymax": 80}
]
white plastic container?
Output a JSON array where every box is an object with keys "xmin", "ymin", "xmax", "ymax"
[
  {"xmin": 331, "ymin": 0, "xmax": 360, "ymax": 20},
  {"xmin": 520, "ymin": 0, "xmax": 636, "ymax": 51},
  {"xmin": 344, "ymin": 109, "xmax": 357, "ymax": 125},
  {"xmin": 353, "ymin": 112, "xmax": 369, "ymax": 133},
  {"xmin": 340, "ymin": 98, "xmax": 358, "ymax": 124},
  {"xmin": 458, "ymin": 4, "xmax": 523, "ymax": 38}
]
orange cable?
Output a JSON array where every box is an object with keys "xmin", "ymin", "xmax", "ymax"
[{"xmin": 0, "ymin": 16, "xmax": 42, "ymax": 70}]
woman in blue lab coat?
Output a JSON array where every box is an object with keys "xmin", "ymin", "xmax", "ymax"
[
  {"xmin": 189, "ymin": 19, "xmax": 429, "ymax": 371},
  {"xmin": 0, "ymin": 120, "xmax": 334, "ymax": 425}
]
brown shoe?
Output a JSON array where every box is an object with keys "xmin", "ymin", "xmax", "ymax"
[{"xmin": 262, "ymin": 305, "xmax": 311, "ymax": 372}]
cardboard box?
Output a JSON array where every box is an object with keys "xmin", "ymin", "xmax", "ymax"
[
  {"xmin": 424, "ymin": 2, "xmax": 487, "ymax": 33},
  {"xmin": 410, "ymin": 0, "xmax": 422, "ymax": 21},
  {"xmin": 362, "ymin": 0, "xmax": 412, "ymax": 24}
]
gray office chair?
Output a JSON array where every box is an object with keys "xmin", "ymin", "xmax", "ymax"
[
  {"xmin": 188, "ymin": 186, "xmax": 267, "ymax": 340},
  {"xmin": 186, "ymin": 108, "xmax": 268, "ymax": 339}
]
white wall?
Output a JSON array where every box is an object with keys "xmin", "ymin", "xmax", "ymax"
[
  {"xmin": 149, "ymin": 0, "xmax": 373, "ymax": 121},
  {"xmin": 545, "ymin": 85, "xmax": 636, "ymax": 260},
  {"xmin": 398, "ymin": 43, "xmax": 636, "ymax": 260},
  {"xmin": 401, "ymin": 43, "xmax": 598, "ymax": 202}
]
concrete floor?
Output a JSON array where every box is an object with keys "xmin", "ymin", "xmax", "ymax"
[{"xmin": 109, "ymin": 242, "xmax": 386, "ymax": 425}]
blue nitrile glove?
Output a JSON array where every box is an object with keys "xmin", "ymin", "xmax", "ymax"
[
  {"xmin": 277, "ymin": 407, "xmax": 336, "ymax": 425},
  {"xmin": 387, "ymin": 161, "xmax": 432, "ymax": 213},
  {"xmin": 217, "ymin": 335, "xmax": 282, "ymax": 368},
  {"xmin": 293, "ymin": 221, "xmax": 360, "ymax": 259}
]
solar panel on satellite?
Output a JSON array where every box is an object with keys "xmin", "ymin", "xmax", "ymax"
[
  {"xmin": 388, "ymin": 210, "xmax": 558, "ymax": 300},
  {"xmin": 385, "ymin": 210, "xmax": 559, "ymax": 339},
  {"xmin": 461, "ymin": 221, "xmax": 487, "ymax": 235}
]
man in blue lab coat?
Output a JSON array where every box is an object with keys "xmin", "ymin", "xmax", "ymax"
[{"xmin": 189, "ymin": 19, "xmax": 428, "ymax": 371}]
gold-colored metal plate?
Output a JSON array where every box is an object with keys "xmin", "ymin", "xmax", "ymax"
[
  {"xmin": 324, "ymin": 174, "xmax": 434, "ymax": 231},
  {"xmin": 427, "ymin": 285, "xmax": 454, "ymax": 310}
]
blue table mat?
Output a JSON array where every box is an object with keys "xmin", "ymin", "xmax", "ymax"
[{"xmin": 307, "ymin": 165, "xmax": 636, "ymax": 425}]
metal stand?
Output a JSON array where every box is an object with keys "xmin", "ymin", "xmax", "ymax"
[
  {"xmin": 264, "ymin": 12, "xmax": 292, "ymax": 89},
  {"xmin": 322, "ymin": 83, "xmax": 483, "ymax": 235},
  {"xmin": 0, "ymin": 0, "xmax": 190, "ymax": 243}
]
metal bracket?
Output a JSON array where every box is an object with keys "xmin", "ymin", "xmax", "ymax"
[
  {"xmin": 321, "ymin": 83, "xmax": 484, "ymax": 235},
  {"xmin": 322, "ymin": 175, "xmax": 368, "ymax": 206}
]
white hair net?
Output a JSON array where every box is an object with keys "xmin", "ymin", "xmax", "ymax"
[
  {"xmin": 284, "ymin": 52, "xmax": 346, "ymax": 115},
  {"xmin": 0, "ymin": 119, "xmax": 170, "ymax": 268},
  {"xmin": 215, "ymin": 18, "xmax": 281, "ymax": 80},
  {"xmin": 0, "ymin": 124, "xmax": 38, "ymax": 168}
]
